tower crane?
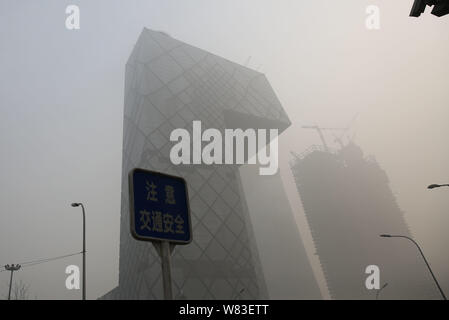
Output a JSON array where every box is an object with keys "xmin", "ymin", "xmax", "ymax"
[{"xmin": 301, "ymin": 125, "xmax": 348, "ymax": 152}]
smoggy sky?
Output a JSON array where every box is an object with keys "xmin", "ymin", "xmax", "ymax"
[{"xmin": 0, "ymin": 0, "xmax": 448, "ymax": 299}]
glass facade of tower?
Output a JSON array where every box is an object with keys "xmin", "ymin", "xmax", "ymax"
[{"xmin": 102, "ymin": 28, "xmax": 291, "ymax": 299}]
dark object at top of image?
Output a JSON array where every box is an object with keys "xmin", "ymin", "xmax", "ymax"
[{"xmin": 410, "ymin": 0, "xmax": 449, "ymax": 17}]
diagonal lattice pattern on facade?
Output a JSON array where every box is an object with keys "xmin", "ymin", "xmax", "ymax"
[{"xmin": 102, "ymin": 28, "xmax": 291, "ymax": 299}]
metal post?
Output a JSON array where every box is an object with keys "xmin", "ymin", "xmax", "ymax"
[
  {"xmin": 81, "ymin": 203, "xmax": 86, "ymax": 301},
  {"xmin": 71, "ymin": 202, "xmax": 86, "ymax": 300},
  {"xmin": 376, "ymin": 283, "xmax": 388, "ymax": 300},
  {"xmin": 406, "ymin": 236, "xmax": 447, "ymax": 300},
  {"xmin": 8, "ymin": 267, "xmax": 14, "ymax": 300},
  {"xmin": 5, "ymin": 264, "xmax": 21, "ymax": 300},
  {"xmin": 160, "ymin": 241, "xmax": 173, "ymax": 300},
  {"xmin": 381, "ymin": 235, "xmax": 447, "ymax": 300}
]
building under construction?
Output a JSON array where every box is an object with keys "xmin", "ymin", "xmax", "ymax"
[{"xmin": 290, "ymin": 141, "xmax": 441, "ymax": 299}]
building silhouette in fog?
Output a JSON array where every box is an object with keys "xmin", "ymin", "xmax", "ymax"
[
  {"xmin": 290, "ymin": 143, "xmax": 441, "ymax": 299},
  {"xmin": 101, "ymin": 28, "xmax": 318, "ymax": 299}
]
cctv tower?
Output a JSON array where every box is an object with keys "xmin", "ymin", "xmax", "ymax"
[{"xmin": 102, "ymin": 28, "xmax": 317, "ymax": 299}]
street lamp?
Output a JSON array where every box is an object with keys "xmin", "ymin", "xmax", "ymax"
[
  {"xmin": 4, "ymin": 264, "xmax": 21, "ymax": 300},
  {"xmin": 376, "ymin": 282, "xmax": 388, "ymax": 300},
  {"xmin": 427, "ymin": 183, "xmax": 449, "ymax": 189},
  {"xmin": 71, "ymin": 202, "xmax": 86, "ymax": 300},
  {"xmin": 380, "ymin": 234, "xmax": 447, "ymax": 300}
]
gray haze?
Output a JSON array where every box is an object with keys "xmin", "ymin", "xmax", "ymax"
[{"xmin": 1, "ymin": 1, "xmax": 448, "ymax": 299}]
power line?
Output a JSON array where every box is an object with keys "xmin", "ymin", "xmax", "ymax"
[
  {"xmin": 1, "ymin": 251, "xmax": 83, "ymax": 272},
  {"xmin": 20, "ymin": 251, "xmax": 83, "ymax": 266}
]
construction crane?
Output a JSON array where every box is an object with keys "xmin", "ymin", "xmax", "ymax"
[
  {"xmin": 302, "ymin": 114, "xmax": 359, "ymax": 151},
  {"xmin": 301, "ymin": 125, "xmax": 348, "ymax": 152}
]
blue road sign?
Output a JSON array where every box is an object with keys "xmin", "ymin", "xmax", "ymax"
[{"xmin": 129, "ymin": 168, "xmax": 192, "ymax": 244}]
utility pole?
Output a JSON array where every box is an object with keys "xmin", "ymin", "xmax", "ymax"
[{"xmin": 4, "ymin": 264, "xmax": 21, "ymax": 300}]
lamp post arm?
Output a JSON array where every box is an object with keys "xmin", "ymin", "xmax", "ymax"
[
  {"xmin": 392, "ymin": 235, "xmax": 446, "ymax": 300},
  {"xmin": 79, "ymin": 203, "xmax": 86, "ymax": 300}
]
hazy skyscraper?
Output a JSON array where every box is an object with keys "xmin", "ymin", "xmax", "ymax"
[
  {"xmin": 290, "ymin": 143, "xmax": 441, "ymax": 299},
  {"xmin": 102, "ymin": 28, "xmax": 292, "ymax": 299}
]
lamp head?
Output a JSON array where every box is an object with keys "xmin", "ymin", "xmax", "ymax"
[
  {"xmin": 71, "ymin": 203, "xmax": 80, "ymax": 207},
  {"xmin": 428, "ymin": 184, "xmax": 440, "ymax": 189},
  {"xmin": 380, "ymin": 234, "xmax": 392, "ymax": 238}
]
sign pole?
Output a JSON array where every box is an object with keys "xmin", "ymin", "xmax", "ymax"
[
  {"xmin": 160, "ymin": 241, "xmax": 173, "ymax": 300},
  {"xmin": 129, "ymin": 169, "xmax": 192, "ymax": 300}
]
